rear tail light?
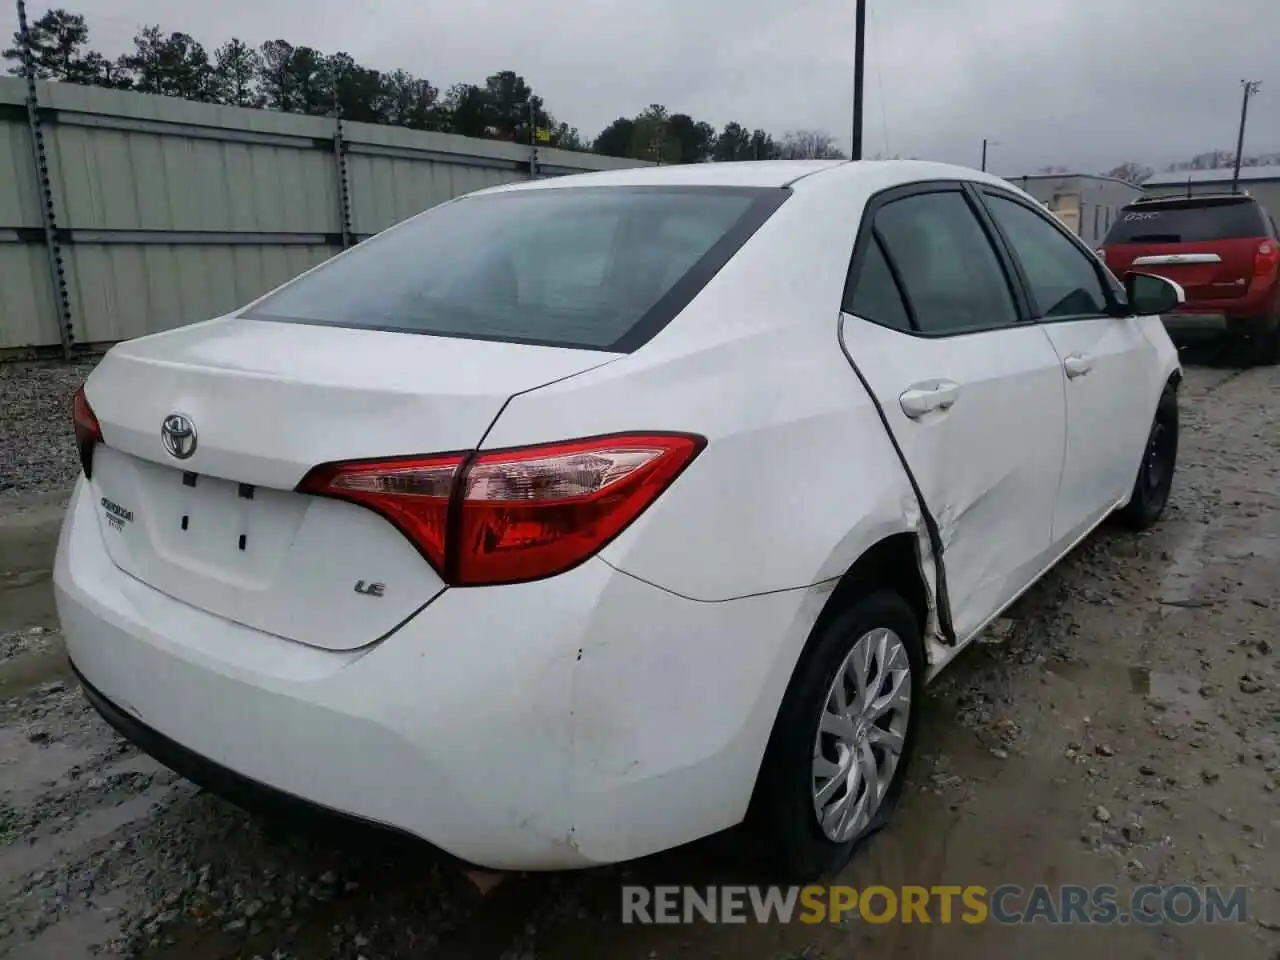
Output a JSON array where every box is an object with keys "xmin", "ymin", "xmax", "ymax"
[
  {"xmin": 299, "ymin": 433, "xmax": 705, "ymax": 586},
  {"xmin": 72, "ymin": 386, "xmax": 103, "ymax": 479},
  {"xmin": 299, "ymin": 452, "xmax": 460, "ymax": 574},
  {"xmin": 1254, "ymin": 241, "xmax": 1278, "ymax": 280}
]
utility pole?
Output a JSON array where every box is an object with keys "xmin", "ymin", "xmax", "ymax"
[
  {"xmin": 528, "ymin": 100, "xmax": 537, "ymax": 178},
  {"xmin": 1232, "ymin": 80, "xmax": 1261, "ymax": 194},
  {"xmin": 851, "ymin": 0, "xmax": 866, "ymax": 160},
  {"xmin": 981, "ymin": 138, "xmax": 998, "ymax": 172}
]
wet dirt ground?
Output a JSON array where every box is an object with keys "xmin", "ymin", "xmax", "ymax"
[{"xmin": 2, "ymin": 361, "xmax": 1278, "ymax": 959}]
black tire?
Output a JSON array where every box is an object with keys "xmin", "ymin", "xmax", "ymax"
[
  {"xmin": 1248, "ymin": 321, "xmax": 1280, "ymax": 367},
  {"xmin": 1117, "ymin": 382, "xmax": 1178, "ymax": 530},
  {"xmin": 748, "ymin": 591, "xmax": 924, "ymax": 882}
]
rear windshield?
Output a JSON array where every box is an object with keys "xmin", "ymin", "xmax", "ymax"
[
  {"xmin": 243, "ymin": 185, "xmax": 786, "ymax": 352},
  {"xmin": 1103, "ymin": 198, "xmax": 1268, "ymax": 245}
]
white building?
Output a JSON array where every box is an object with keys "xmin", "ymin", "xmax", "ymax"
[
  {"xmin": 1142, "ymin": 165, "xmax": 1280, "ymax": 217},
  {"xmin": 1004, "ymin": 173, "xmax": 1144, "ymax": 248}
]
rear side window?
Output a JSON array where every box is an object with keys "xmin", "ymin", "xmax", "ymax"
[
  {"xmin": 243, "ymin": 186, "xmax": 786, "ymax": 352},
  {"xmin": 872, "ymin": 191, "xmax": 1019, "ymax": 335},
  {"xmin": 844, "ymin": 239, "xmax": 911, "ymax": 331},
  {"xmin": 1103, "ymin": 198, "xmax": 1268, "ymax": 244}
]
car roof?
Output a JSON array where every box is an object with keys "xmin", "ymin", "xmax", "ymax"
[
  {"xmin": 470, "ymin": 159, "xmax": 1019, "ymax": 195},
  {"xmin": 1128, "ymin": 193, "xmax": 1260, "ymax": 206}
]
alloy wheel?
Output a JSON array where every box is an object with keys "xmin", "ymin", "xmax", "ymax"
[{"xmin": 811, "ymin": 627, "xmax": 912, "ymax": 843}]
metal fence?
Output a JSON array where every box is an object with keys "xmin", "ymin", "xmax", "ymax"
[{"xmin": 0, "ymin": 77, "xmax": 646, "ymax": 356}]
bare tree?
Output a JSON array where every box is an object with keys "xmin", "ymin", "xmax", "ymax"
[
  {"xmin": 1166, "ymin": 150, "xmax": 1236, "ymax": 172},
  {"xmin": 1105, "ymin": 162, "xmax": 1153, "ymax": 185},
  {"xmin": 778, "ymin": 130, "xmax": 847, "ymax": 160}
]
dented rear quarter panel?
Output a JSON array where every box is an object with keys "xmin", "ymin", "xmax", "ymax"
[{"xmin": 483, "ymin": 171, "xmax": 930, "ymax": 604}]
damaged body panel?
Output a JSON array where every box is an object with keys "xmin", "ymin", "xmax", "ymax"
[
  {"xmin": 56, "ymin": 159, "xmax": 1184, "ymax": 875},
  {"xmin": 837, "ymin": 312, "xmax": 1067, "ymax": 643}
]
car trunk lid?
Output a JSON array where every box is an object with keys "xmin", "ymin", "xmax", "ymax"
[{"xmin": 84, "ymin": 317, "xmax": 616, "ymax": 651}]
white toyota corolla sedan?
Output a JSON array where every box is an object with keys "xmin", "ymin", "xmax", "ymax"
[{"xmin": 56, "ymin": 160, "xmax": 1183, "ymax": 880}]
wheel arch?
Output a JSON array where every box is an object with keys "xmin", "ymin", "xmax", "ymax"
[{"xmin": 813, "ymin": 532, "xmax": 931, "ymax": 641}]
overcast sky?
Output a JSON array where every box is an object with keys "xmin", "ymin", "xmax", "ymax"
[{"xmin": 4, "ymin": 0, "xmax": 1278, "ymax": 173}]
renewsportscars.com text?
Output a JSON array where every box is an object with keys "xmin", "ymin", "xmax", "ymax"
[{"xmin": 621, "ymin": 884, "xmax": 1249, "ymax": 926}]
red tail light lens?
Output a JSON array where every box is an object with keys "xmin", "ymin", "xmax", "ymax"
[
  {"xmin": 72, "ymin": 386, "xmax": 103, "ymax": 479},
  {"xmin": 298, "ymin": 452, "xmax": 463, "ymax": 574},
  {"xmin": 299, "ymin": 433, "xmax": 704, "ymax": 586},
  {"xmin": 1254, "ymin": 241, "xmax": 1278, "ymax": 280},
  {"xmin": 456, "ymin": 434, "xmax": 703, "ymax": 585}
]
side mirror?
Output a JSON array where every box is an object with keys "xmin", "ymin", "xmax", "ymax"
[{"xmin": 1122, "ymin": 271, "xmax": 1185, "ymax": 316}]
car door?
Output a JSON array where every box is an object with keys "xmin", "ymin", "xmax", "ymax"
[
  {"xmin": 977, "ymin": 187, "xmax": 1156, "ymax": 548},
  {"xmin": 839, "ymin": 182, "xmax": 1067, "ymax": 643}
]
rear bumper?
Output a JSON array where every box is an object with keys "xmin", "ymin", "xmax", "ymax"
[
  {"xmin": 1162, "ymin": 313, "xmax": 1229, "ymax": 342},
  {"xmin": 1161, "ymin": 280, "xmax": 1278, "ymax": 344},
  {"xmin": 1163, "ymin": 311, "xmax": 1275, "ymax": 344},
  {"xmin": 73, "ymin": 660, "xmax": 443, "ymax": 857},
  {"xmin": 54, "ymin": 478, "xmax": 815, "ymax": 870}
]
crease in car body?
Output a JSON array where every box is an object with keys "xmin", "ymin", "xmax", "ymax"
[
  {"xmin": 836, "ymin": 311, "xmax": 957, "ymax": 650},
  {"xmin": 932, "ymin": 455, "xmax": 1031, "ymax": 599},
  {"xmin": 903, "ymin": 498, "xmax": 949, "ymax": 673}
]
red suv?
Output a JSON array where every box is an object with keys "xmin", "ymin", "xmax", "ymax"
[{"xmin": 1099, "ymin": 193, "xmax": 1280, "ymax": 365}]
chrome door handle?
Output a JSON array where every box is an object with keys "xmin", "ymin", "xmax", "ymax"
[
  {"xmin": 1063, "ymin": 354, "xmax": 1093, "ymax": 379},
  {"xmin": 899, "ymin": 381, "xmax": 960, "ymax": 419}
]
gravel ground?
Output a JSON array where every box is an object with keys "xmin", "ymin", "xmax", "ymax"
[
  {"xmin": 1, "ymin": 356, "xmax": 1279, "ymax": 959},
  {"xmin": 0, "ymin": 360, "xmax": 101, "ymax": 497}
]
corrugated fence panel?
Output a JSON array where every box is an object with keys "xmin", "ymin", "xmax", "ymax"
[
  {"xmin": 0, "ymin": 110, "xmax": 43, "ymax": 229},
  {"xmin": 0, "ymin": 77, "xmax": 648, "ymax": 352},
  {"xmin": 61, "ymin": 243, "xmax": 334, "ymax": 343},
  {"xmin": 344, "ymin": 153, "xmax": 527, "ymax": 235},
  {"xmin": 0, "ymin": 88, "xmax": 58, "ymax": 348},
  {"xmin": 45, "ymin": 118, "xmax": 339, "ymax": 234},
  {"xmin": 0, "ymin": 245, "xmax": 56, "ymax": 346}
]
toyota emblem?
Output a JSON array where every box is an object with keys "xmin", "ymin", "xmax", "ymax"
[{"xmin": 160, "ymin": 413, "xmax": 198, "ymax": 460}]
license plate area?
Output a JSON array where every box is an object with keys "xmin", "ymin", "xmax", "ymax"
[
  {"xmin": 88, "ymin": 445, "xmax": 439, "ymax": 649},
  {"xmin": 92, "ymin": 447, "xmax": 310, "ymax": 591},
  {"xmin": 153, "ymin": 468, "xmax": 306, "ymax": 586},
  {"xmin": 176, "ymin": 471, "xmax": 255, "ymax": 557}
]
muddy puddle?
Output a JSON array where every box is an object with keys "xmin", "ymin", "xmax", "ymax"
[{"xmin": 1128, "ymin": 668, "xmax": 1214, "ymax": 723}]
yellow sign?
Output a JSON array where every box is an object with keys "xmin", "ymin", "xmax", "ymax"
[{"xmin": 534, "ymin": 128, "xmax": 551, "ymax": 143}]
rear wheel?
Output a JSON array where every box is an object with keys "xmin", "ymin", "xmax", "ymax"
[
  {"xmin": 1118, "ymin": 382, "xmax": 1178, "ymax": 530},
  {"xmin": 750, "ymin": 591, "xmax": 923, "ymax": 881},
  {"xmin": 1247, "ymin": 320, "xmax": 1280, "ymax": 366}
]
